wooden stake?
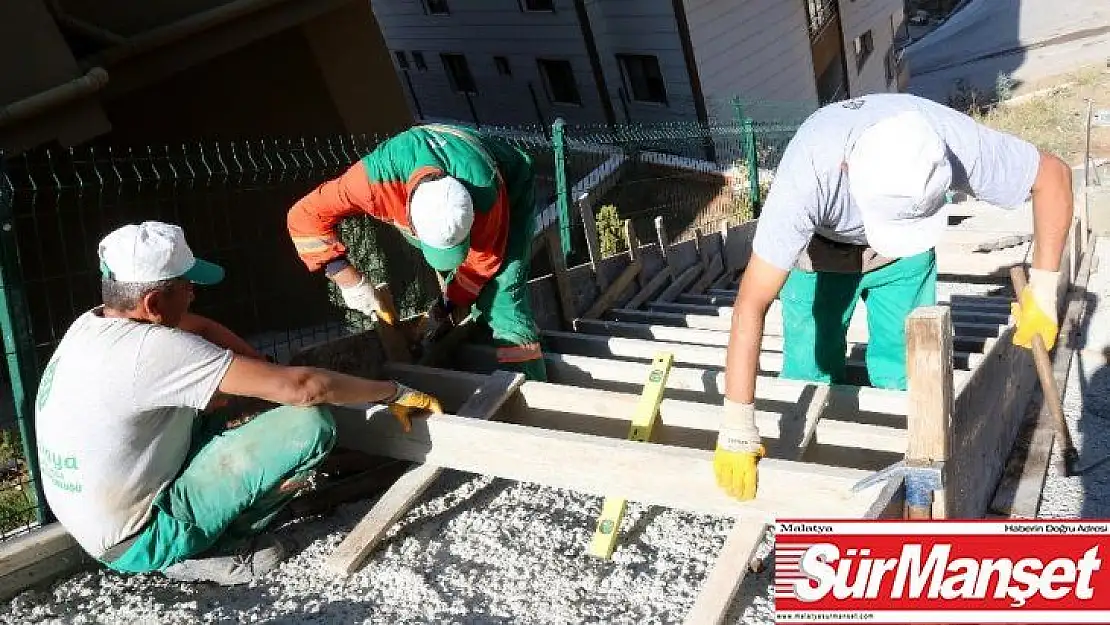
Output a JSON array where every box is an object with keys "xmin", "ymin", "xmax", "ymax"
[
  {"xmin": 683, "ymin": 517, "xmax": 767, "ymax": 625},
  {"xmin": 905, "ymin": 307, "xmax": 954, "ymax": 519}
]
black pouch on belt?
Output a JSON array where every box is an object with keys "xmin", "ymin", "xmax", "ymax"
[{"xmin": 795, "ymin": 234, "xmax": 897, "ymax": 274}]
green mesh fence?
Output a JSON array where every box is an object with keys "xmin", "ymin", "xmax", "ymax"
[{"xmin": 0, "ymin": 110, "xmax": 807, "ymax": 540}]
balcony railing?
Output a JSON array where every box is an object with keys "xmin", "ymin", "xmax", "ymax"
[{"xmin": 805, "ymin": 0, "xmax": 839, "ymax": 40}]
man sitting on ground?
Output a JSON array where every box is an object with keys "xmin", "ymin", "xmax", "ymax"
[{"xmin": 34, "ymin": 221, "xmax": 443, "ymax": 585}]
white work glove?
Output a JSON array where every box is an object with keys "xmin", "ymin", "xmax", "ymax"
[
  {"xmin": 713, "ymin": 399, "xmax": 765, "ymax": 501},
  {"xmin": 339, "ymin": 276, "xmax": 381, "ymax": 318},
  {"xmin": 1012, "ymin": 268, "xmax": 1061, "ymax": 350}
]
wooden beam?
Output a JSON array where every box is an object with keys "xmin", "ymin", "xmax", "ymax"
[
  {"xmin": 0, "ymin": 524, "xmax": 89, "ymax": 602},
  {"xmin": 540, "ymin": 330, "xmax": 983, "ymax": 373},
  {"xmin": 454, "ymin": 347, "xmax": 910, "ymax": 420},
  {"xmin": 683, "ymin": 517, "xmax": 768, "ymax": 625},
  {"xmin": 545, "ymin": 229, "xmax": 578, "ymax": 328},
  {"xmin": 572, "ymin": 317, "xmax": 998, "ymax": 355},
  {"xmin": 579, "ymin": 199, "xmax": 604, "ymax": 288},
  {"xmin": 905, "ymin": 307, "xmax": 955, "ymax": 519},
  {"xmin": 656, "ymin": 264, "xmax": 702, "ymax": 303},
  {"xmin": 511, "ymin": 381, "xmax": 907, "ymax": 460},
  {"xmin": 688, "ymin": 255, "xmax": 724, "ymax": 295},
  {"xmin": 772, "ymin": 384, "xmax": 831, "ymax": 460},
  {"xmin": 655, "ymin": 215, "xmax": 670, "ymax": 265},
  {"xmin": 325, "ymin": 370, "xmax": 526, "ymax": 575},
  {"xmin": 332, "ymin": 405, "xmax": 887, "ymax": 520},
  {"xmin": 689, "ymin": 291, "xmax": 1014, "ymax": 314},
  {"xmin": 647, "ymin": 300, "xmax": 1012, "ymax": 327},
  {"xmin": 578, "ymin": 260, "xmax": 643, "ymax": 320},
  {"xmin": 626, "ymin": 267, "xmax": 672, "ymax": 309},
  {"xmin": 372, "ymin": 283, "xmax": 413, "ymax": 364},
  {"xmin": 607, "ymin": 308, "xmax": 1008, "ymax": 342}
]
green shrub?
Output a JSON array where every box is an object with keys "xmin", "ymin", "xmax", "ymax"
[{"xmin": 595, "ymin": 204, "xmax": 626, "ymax": 258}]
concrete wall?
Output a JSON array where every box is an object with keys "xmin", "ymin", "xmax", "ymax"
[
  {"xmin": 683, "ymin": 0, "xmax": 819, "ymax": 120},
  {"xmin": 373, "ymin": 0, "xmax": 605, "ymax": 126},
  {"xmin": 839, "ymin": 0, "xmax": 904, "ymax": 96}
]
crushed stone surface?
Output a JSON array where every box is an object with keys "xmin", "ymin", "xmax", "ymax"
[{"xmin": 2, "ymin": 471, "xmax": 778, "ymax": 624}]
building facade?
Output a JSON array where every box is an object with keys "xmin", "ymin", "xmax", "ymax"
[{"xmin": 374, "ymin": 0, "xmax": 910, "ymax": 127}]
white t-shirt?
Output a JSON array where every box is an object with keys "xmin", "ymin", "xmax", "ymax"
[
  {"xmin": 34, "ymin": 309, "xmax": 233, "ymax": 559},
  {"xmin": 752, "ymin": 93, "xmax": 1042, "ymax": 271}
]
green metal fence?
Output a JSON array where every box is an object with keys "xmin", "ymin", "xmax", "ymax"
[{"xmin": 0, "ymin": 111, "xmax": 806, "ymax": 539}]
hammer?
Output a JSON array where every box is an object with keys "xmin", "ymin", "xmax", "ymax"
[{"xmin": 1009, "ymin": 266, "xmax": 1080, "ymax": 476}]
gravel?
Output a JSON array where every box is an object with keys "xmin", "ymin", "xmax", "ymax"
[{"xmin": 2, "ymin": 472, "xmax": 776, "ymax": 624}]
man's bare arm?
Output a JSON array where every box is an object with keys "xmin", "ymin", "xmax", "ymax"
[
  {"xmin": 1029, "ymin": 151, "xmax": 1074, "ymax": 272},
  {"xmin": 724, "ymin": 254, "xmax": 790, "ymax": 404},
  {"xmin": 179, "ymin": 313, "xmax": 266, "ymax": 360},
  {"xmin": 216, "ymin": 356, "xmax": 400, "ymax": 408}
]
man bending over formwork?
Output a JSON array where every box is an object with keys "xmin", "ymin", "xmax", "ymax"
[
  {"xmin": 716, "ymin": 93, "xmax": 1075, "ymax": 501},
  {"xmin": 287, "ymin": 123, "xmax": 548, "ymax": 381},
  {"xmin": 34, "ymin": 221, "xmax": 443, "ymax": 585}
]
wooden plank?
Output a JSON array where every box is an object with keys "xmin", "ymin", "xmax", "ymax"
[
  {"xmin": 546, "ymin": 229, "xmax": 578, "ymax": 328},
  {"xmin": 455, "ymin": 347, "xmax": 910, "ymax": 420},
  {"xmin": 572, "ymin": 317, "xmax": 998, "ymax": 355},
  {"xmin": 656, "ymin": 264, "xmax": 702, "ymax": 303},
  {"xmin": 325, "ymin": 370, "xmax": 526, "ymax": 575},
  {"xmin": 626, "ymin": 267, "xmax": 672, "ymax": 310},
  {"xmin": 540, "ymin": 330, "xmax": 983, "ymax": 373},
  {"xmin": 579, "ymin": 260, "xmax": 643, "ymax": 320},
  {"xmin": 991, "ymin": 233, "xmax": 1096, "ymax": 517},
  {"xmin": 654, "ymin": 215, "xmax": 670, "ymax": 265},
  {"xmin": 0, "ymin": 523, "xmax": 79, "ymax": 580},
  {"xmin": 372, "ymin": 283, "xmax": 413, "ymax": 364},
  {"xmin": 722, "ymin": 220, "xmax": 756, "ymax": 272},
  {"xmin": 608, "ymin": 308, "xmax": 1008, "ymax": 342},
  {"xmin": 773, "ymin": 384, "xmax": 831, "ymax": 460},
  {"xmin": 333, "ymin": 407, "xmax": 887, "ymax": 520},
  {"xmin": 579, "ymin": 199, "xmax": 604, "ymax": 288},
  {"xmin": 647, "ymin": 300, "xmax": 1012, "ymax": 327},
  {"xmin": 513, "ymin": 381, "xmax": 907, "ymax": 456},
  {"xmin": 690, "ymin": 291, "xmax": 1014, "ymax": 314},
  {"xmin": 688, "ymin": 255, "xmax": 724, "ymax": 296},
  {"xmin": 905, "ymin": 307, "xmax": 955, "ymax": 519},
  {"xmin": 683, "ymin": 518, "xmax": 768, "ymax": 625}
]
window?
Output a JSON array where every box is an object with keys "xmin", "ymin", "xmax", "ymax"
[
  {"xmin": 494, "ymin": 56, "xmax": 512, "ymax": 76},
  {"xmin": 441, "ymin": 53, "xmax": 477, "ymax": 93},
  {"xmin": 394, "ymin": 51, "xmax": 409, "ymax": 70},
  {"xmin": 853, "ymin": 30, "xmax": 874, "ymax": 70},
  {"xmin": 520, "ymin": 0, "xmax": 555, "ymax": 11},
  {"xmin": 617, "ymin": 54, "xmax": 667, "ymax": 105},
  {"xmin": 413, "ymin": 51, "xmax": 428, "ymax": 71},
  {"xmin": 423, "ymin": 0, "xmax": 449, "ymax": 15},
  {"xmin": 537, "ymin": 59, "xmax": 581, "ymax": 105}
]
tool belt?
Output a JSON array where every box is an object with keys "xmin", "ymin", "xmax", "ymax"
[{"xmin": 795, "ymin": 234, "xmax": 897, "ymax": 274}]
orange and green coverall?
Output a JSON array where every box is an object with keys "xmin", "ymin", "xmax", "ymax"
[{"xmin": 287, "ymin": 124, "xmax": 548, "ymax": 381}]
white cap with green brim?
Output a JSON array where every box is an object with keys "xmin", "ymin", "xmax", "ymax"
[{"xmin": 98, "ymin": 221, "xmax": 225, "ymax": 285}]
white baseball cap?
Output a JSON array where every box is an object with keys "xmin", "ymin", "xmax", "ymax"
[
  {"xmin": 408, "ymin": 176, "xmax": 474, "ymax": 272},
  {"xmin": 847, "ymin": 111, "xmax": 953, "ymax": 259},
  {"xmin": 98, "ymin": 221, "xmax": 224, "ymax": 285}
]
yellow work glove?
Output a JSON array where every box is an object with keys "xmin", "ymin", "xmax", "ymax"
[
  {"xmin": 713, "ymin": 399, "xmax": 765, "ymax": 501},
  {"xmin": 386, "ymin": 382, "xmax": 444, "ymax": 432},
  {"xmin": 1012, "ymin": 268, "xmax": 1060, "ymax": 351}
]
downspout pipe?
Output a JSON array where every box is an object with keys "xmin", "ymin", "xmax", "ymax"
[{"xmin": 0, "ymin": 68, "xmax": 109, "ymax": 129}]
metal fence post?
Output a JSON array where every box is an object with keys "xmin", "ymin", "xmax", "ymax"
[
  {"xmin": 743, "ymin": 117, "xmax": 761, "ymax": 217},
  {"xmin": 0, "ymin": 152, "xmax": 49, "ymax": 525},
  {"xmin": 552, "ymin": 117, "xmax": 572, "ymax": 259}
]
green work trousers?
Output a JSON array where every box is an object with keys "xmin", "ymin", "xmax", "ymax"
[
  {"xmin": 102, "ymin": 405, "xmax": 336, "ymax": 574},
  {"xmin": 779, "ymin": 249, "xmax": 937, "ymax": 390},
  {"xmin": 469, "ymin": 153, "xmax": 547, "ymax": 382}
]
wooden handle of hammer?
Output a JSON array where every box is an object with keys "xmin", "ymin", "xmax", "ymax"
[{"xmin": 1009, "ymin": 266, "xmax": 1078, "ymax": 474}]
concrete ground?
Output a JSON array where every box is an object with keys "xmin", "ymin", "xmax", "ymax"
[{"xmin": 906, "ymin": 0, "xmax": 1110, "ymax": 101}]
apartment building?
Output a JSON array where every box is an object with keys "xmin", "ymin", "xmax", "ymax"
[
  {"xmin": 1, "ymin": 0, "xmax": 412, "ymax": 154},
  {"xmin": 374, "ymin": 0, "xmax": 910, "ymax": 128}
]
